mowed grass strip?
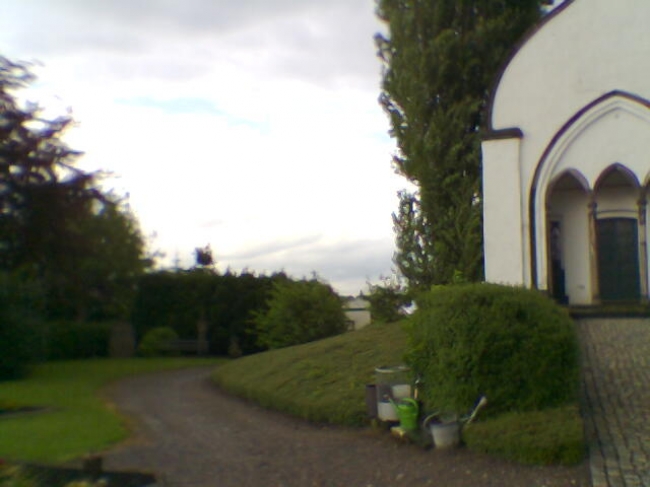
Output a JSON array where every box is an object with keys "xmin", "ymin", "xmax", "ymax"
[
  {"xmin": 0, "ymin": 357, "xmax": 223, "ymax": 463},
  {"xmin": 212, "ymin": 322, "xmax": 585, "ymax": 465},
  {"xmin": 212, "ymin": 322, "xmax": 407, "ymax": 426}
]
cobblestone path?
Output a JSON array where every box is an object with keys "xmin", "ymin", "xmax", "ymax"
[{"xmin": 578, "ymin": 318, "xmax": 650, "ymax": 487}]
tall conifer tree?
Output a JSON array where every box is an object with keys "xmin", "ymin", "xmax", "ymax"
[
  {"xmin": 1, "ymin": 55, "xmax": 151, "ymax": 320},
  {"xmin": 376, "ymin": 0, "xmax": 545, "ymax": 290}
]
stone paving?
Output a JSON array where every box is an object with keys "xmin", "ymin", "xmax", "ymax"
[{"xmin": 577, "ymin": 318, "xmax": 650, "ymax": 487}]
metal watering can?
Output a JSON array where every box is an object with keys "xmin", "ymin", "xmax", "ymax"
[{"xmin": 390, "ymin": 397, "xmax": 419, "ymax": 431}]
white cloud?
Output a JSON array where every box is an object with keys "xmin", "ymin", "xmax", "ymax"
[{"xmin": 0, "ymin": 0, "xmax": 405, "ymax": 295}]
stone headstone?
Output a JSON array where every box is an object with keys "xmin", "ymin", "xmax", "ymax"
[{"xmin": 109, "ymin": 321, "xmax": 136, "ymax": 358}]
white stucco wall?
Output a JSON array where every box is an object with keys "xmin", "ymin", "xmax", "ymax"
[
  {"xmin": 482, "ymin": 137, "xmax": 526, "ymax": 285},
  {"xmin": 550, "ymin": 106, "xmax": 650, "ymax": 188},
  {"xmin": 483, "ymin": 0, "xmax": 650, "ymax": 302},
  {"xmin": 596, "ymin": 189, "xmax": 638, "ymax": 216},
  {"xmin": 345, "ymin": 298, "xmax": 371, "ymax": 330}
]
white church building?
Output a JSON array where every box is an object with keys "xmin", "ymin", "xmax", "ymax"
[{"xmin": 482, "ymin": 0, "xmax": 650, "ymax": 305}]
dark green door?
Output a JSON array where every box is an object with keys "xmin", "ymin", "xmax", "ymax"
[{"xmin": 596, "ymin": 218, "xmax": 640, "ymax": 301}]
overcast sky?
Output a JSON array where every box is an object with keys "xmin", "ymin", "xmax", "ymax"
[{"xmin": 0, "ymin": 0, "xmax": 407, "ymax": 296}]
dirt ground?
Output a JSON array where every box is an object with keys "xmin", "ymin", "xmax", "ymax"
[{"xmin": 99, "ymin": 367, "xmax": 590, "ymax": 487}]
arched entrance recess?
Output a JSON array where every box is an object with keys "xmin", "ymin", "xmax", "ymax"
[
  {"xmin": 546, "ymin": 170, "xmax": 590, "ymax": 304},
  {"xmin": 594, "ymin": 165, "xmax": 643, "ymax": 302},
  {"xmin": 531, "ymin": 92, "xmax": 650, "ymax": 304}
]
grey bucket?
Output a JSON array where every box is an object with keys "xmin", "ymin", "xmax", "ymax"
[
  {"xmin": 429, "ymin": 420, "xmax": 460, "ymax": 449},
  {"xmin": 423, "ymin": 413, "xmax": 461, "ymax": 449}
]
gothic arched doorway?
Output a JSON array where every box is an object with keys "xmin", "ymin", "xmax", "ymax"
[
  {"xmin": 594, "ymin": 165, "xmax": 642, "ymax": 302},
  {"xmin": 546, "ymin": 170, "xmax": 591, "ymax": 304}
]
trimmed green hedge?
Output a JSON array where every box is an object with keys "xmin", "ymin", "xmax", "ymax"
[
  {"xmin": 405, "ymin": 283, "xmax": 579, "ymax": 417},
  {"xmin": 131, "ymin": 270, "xmax": 281, "ymax": 355},
  {"xmin": 44, "ymin": 321, "xmax": 112, "ymax": 360},
  {"xmin": 0, "ymin": 272, "xmax": 44, "ymax": 379},
  {"xmin": 463, "ymin": 406, "xmax": 585, "ymax": 465}
]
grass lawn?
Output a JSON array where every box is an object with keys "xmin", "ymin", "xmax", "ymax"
[
  {"xmin": 0, "ymin": 357, "xmax": 223, "ymax": 463},
  {"xmin": 213, "ymin": 321, "xmax": 585, "ymax": 465},
  {"xmin": 212, "ymin": 321, "xmax": 407, "ymax": 426}
]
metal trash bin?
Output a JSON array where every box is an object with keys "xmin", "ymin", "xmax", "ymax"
[{"xmin": 374, "ymin": 365, "xmax": 411, "ymax": 421}]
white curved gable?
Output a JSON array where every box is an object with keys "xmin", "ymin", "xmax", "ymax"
[
  {"xmin": 491, "ymin": 0, "xmax": 650, "ymax": 169},
  {"xmin": 538, "ymin": 94, "xmax": 650, "ymax": 194}
]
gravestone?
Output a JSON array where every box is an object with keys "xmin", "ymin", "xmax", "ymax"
[{"xmin": 109, "ymin": 321, "xmax": 136, "ymax": 358}]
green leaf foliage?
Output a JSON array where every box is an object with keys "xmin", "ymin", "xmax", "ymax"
[
  {"xmin": 253, "ymin": 277, "xmax": 348, "ymax": 349},
  {"xmin": 137, "ymin": 326, "xmax": 179, "ymax": 357},
  {"xmin": 405, "ymin": 283, "xmax": 579, "ymax": 416},
  {"xmin": 40, "ymin": 196, "xmax": 152, "ymax": 322},
  {"xmin": 376, "ymin": 1, "xmax": 544, "ymax": 289},
  {"xmin": 0, "ymin": 55, "xmax": 151, "ymax": 322},
  {"xmin": 463, "ymin": 406, "xmax": 586, "ymax": 465},
  {"xmin": 366, "ymin": 276, "xmax": 409, "ymax": 323},
  {"xmin": 131, "ymin": 270, "xmax": 283, "ymax": 355},
  {"xmin": 43, "ymin": 321, "xmax": 112, "ymax": 360},
  {"xmin": 0, "ymin": 271, "xmax": 44, "ymax": 380},
  {"xmin": 0, "ymin": 464, "xmax": 38, "ymax": 487}
]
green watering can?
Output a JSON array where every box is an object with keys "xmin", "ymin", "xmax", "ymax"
[{"xmin": 390, "ymin": 397, "xmax": 419, "ymax": 431}]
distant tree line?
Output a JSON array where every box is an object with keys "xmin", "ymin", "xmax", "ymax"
[
  {"xmin": 132, "ymin": 269, "xmax": 287, "ymax": 356},
  {"xmin": 1, "ymin": 54, "xmax": 349, "ymax": 380},
  {"xmin": 0, "ymin": 55, "xmax": 154, "ymax": 377}
]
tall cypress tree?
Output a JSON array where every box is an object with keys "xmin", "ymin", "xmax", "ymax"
[{"xmin": 376, "ymin": 0, "xmax": 545, "ymax": 290}]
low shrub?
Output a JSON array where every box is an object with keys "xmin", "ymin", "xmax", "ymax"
[
  {"xmin": 463, "ymin": 406, "xmax": 586, "ymax": 465},
  {"xmin": 253, "ymin": 277, "xmax": 348, "ymax": 349},
  {"xmin": 45, "ymin": 321, "xmax": 112, "ymax": 360},
  {"xmin": 137, "ymin": 327, "xmax": 179, "ymax": 357},
  {"xmin": 405, "ymin": 283, "xmax": 579, "ymax": 417},
  {"xmin": 0, "ymin": 463, "xmax": 38, "ymax": 487}
]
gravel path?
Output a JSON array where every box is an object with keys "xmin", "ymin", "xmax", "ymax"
[{"xmin": 100, "ymin": 366, "xmax": 588, "ymax": 487}]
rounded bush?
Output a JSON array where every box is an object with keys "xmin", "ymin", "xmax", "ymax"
[
  {"xmin": 253, "ymin": 277, "xmax": 348, "ymax": 349},
  {"xmin": 366, "ymin": 282, "xmax": 408, "ymax": 323},
  {"xmin": 405, "ymin": 283, "xmax": 579, "ymax": 417},
  {"xmin": 137, "ymin": 327, "xmax": 179, "ymax": 357}
]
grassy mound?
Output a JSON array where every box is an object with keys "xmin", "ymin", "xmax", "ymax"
[
  {"xmin": 214, "ymin": 319, "xmax": 585, "ymax": 465},
  {"xmin": 212, "ymin": 322, "xmax": 407, "ymax": 426}
]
